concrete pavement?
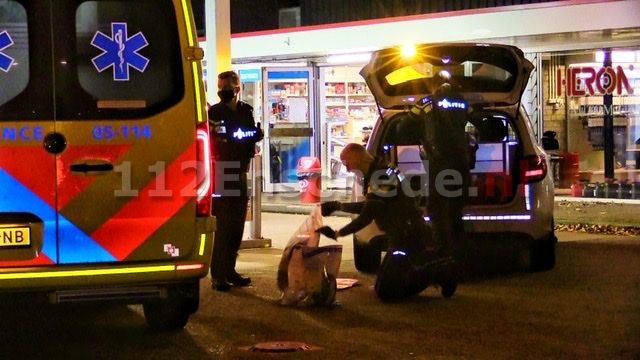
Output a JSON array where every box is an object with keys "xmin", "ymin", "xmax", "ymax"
[
  {"xmin": 236, "ymin": 212, "xmax": 638, "ymax": 273},
  {"xmin": 235, "ymin": 212, "xmax": 631, "ymax": 275}
]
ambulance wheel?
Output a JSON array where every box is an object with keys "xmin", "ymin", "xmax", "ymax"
[
  {"xmin": 143, "ymin": 282, "xmax": 199, "ymax": 331},
  {"xmin": 353, "ymin": 236, "xmax": 381, "ymax": 274},
  {"xmin": 440, "ymin": 281, "xmax": 457, "ymax": 299}
]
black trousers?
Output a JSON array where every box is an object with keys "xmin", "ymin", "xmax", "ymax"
[
  {"xmin": 375, "ymin": 245, "xmax": 456, "ymax": 302},
  {"xmin": 375, "ymin": 250, "xmax": 428, "ymax": 301},
  {"xmin": 428, "ymin": 165, "xmax": 469, "ymax": 256},
  {"xmin": 210, "ymin": 191, "xmax": 249, "ymax": 281},
  {"xmin": 374, "ymin": 225, "xmax": 436, "ymax": 302}
]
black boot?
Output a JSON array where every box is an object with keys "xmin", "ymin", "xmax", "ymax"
[
  {"xmin": 227, "ymin": 272, "xmax": 251, "ymax": 286},
  {"xmin": 212, "ymin": 278, "xmax": 231, "ymax": 292}
]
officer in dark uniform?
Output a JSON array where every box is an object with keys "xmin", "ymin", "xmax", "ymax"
[
  {"xmin": 413, "ymin": 84, "xmax": 474, "ymax": 265},
  {"xmin": 318, "ymin": 143, "xmax": 453, "ymax": 301},
  {"xmin": 208, "ymin": 71, "xmax": 263, "ymax": 292}
]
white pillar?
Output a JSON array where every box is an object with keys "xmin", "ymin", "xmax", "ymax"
[{"xmin": 205, "ymin": 0, "xmax": 231, "ymax": 101}]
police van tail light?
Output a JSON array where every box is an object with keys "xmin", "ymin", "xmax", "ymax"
[
  {"xmin": 520, "ymin": 155, "xmax": 547, "ymax": 183},
  {"xmin": 196, "ymin": 122, "xmax": 212, "ymax": 216}
]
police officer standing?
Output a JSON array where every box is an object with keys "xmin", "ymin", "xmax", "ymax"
[
  {"xmin": 416, "ymin": 84, "xmax": 473, "ymax": 264},
  {"xmin": 209, "ymin": 71, "xmax": 263, "ymax": 292}
]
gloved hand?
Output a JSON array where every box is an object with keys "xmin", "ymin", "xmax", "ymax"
[
  {"xmin": 315, "ymin": 226, "xmax": 338, "ymax": 240},
  {"xmin": 320, "ymin": 201, "xmax": 342, "ymax": 216}
]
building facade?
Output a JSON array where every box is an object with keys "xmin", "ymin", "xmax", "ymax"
[{"xmin": 198, "ymin": 0, "xmax": 640, "ymax": 192}]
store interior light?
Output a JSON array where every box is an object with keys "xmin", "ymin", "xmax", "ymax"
[
  {"xmin": 326, "ymin": 53, "xmax": 371, "ymax": 64},
  {"xmin": 594, "ymin": 50, "xmax": 637, "ymax": 63}
]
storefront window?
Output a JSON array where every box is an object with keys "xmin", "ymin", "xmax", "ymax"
[{"xmin": 549, "ymin": 48, "xmax": 640, "ymax": 183}]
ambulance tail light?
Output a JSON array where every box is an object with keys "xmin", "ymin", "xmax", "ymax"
[
  {"xmin": 520, "ymin": 155, "xmax": 547, "ymax": 183},
  {"xmin": 176, "ymin": 263, "xmax": 205, "ymax": 271},
  {"xmin": 196, "ymin": 122, "xmax": 212, "ymax": 216}
]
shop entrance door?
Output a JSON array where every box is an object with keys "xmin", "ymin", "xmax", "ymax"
[{"xmin": 262, "ymin": 67, "xmax": 316, "ymax": 193}]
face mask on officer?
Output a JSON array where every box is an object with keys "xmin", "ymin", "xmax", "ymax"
[{"xmin": 217, "ymin": 89, "xmax": 236, "ymax": 102}]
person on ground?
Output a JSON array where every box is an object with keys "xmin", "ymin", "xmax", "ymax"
[{"xmin": 317, "ymin": 143, "xmax": 449, "ymax": 301}]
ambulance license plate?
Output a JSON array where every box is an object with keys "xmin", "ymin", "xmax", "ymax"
[{"xmin": 0, "ymin": 227, "xmax": 30, "ymax": 246}]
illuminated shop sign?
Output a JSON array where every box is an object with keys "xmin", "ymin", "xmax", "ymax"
[
  {"xmin": 239, "ymin": 69, "xmax": 261, "ymax": 82},
  {"xmin": 556, "ymin": 65, "xmax": 634, "ymax": 97}
]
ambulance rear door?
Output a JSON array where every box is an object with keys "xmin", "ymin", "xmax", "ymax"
[
  {"xmin": 51, "ymin": 0, "xmax": 199, "ymax": 265},
  {"xmin": 0, "ymin": 1, "xmax": 58, "ymax": 267}
]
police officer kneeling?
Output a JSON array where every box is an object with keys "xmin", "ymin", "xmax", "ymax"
[{"xmin": 317, "ymin": 143, "xmax": 456, "ymax": 301}]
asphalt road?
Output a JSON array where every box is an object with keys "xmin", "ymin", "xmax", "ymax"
[{"xmin": 0, "ymin": 213, "xmax": 638, "ymax": 359}]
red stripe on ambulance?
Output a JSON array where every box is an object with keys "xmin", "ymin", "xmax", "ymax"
[
  {"xmin": 0, "ymin": 253, "xmax": 55, "ymax": 267},
  {"xmin": 90, "ymin": 144, "xmax": 197, "ymax": 260},
  {"xmin": 0, "ymin": 147, "xmax": 56, "ymax": 208},
  {"xmin": 56, "ymin": 144, "xmax": 132, "ymax": 209}
]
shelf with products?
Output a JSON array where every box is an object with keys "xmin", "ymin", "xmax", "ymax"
[
  {"xmin": 326, "ymin": 105, "xmax": 348, "ymax": 121},
  {"xmin": 267, "ymin": 81, "xmax": 309, "ymax": 124},
  {"xmin": 323, "ymin": 71, "xmax": 381, "ymax": 179},
  {"xmin": 269, "ymin": 81, "xmax": 308, "ymax": 97},
  {"xmin": 346, "ymin": 81, "xmax": 371, "ymax": 95},
  {"xmin": 346, "ymin": 82, "xmax": 377, "ymax": 124},
  {"xmin": 347, "ymin": 105, "xmax": 377, "ymax": 122},
  {"xmin": 326, "ymin": 97, "xmax": 347, "ymax": 106},
  {"xmin": 324, "ymin": 82, "xmax": 378, "ymax": 146},
  {"xmin": 325, "ymin": 81, "xmax": 346, "ymax": 95},
  {"xmin": 328, "ymin": 119, "xmax": 350, "ymax": 140}
]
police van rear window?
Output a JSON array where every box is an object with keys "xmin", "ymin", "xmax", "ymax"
[
  {"xmin": 0, "ymin": 0, "xmax": 185, "ymax": 121},
  {"xmin": 372, "ymin": 44, "xmax": 519, "ymax": 98}
]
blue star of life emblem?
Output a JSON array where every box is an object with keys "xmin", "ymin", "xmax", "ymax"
[
  {"xmin": 0, "ymin": 30, "xmax": 15, "ymax": 73},
  {"xmin": 91, "ymin": 22, "xmax": 149, "ymax": 81}
]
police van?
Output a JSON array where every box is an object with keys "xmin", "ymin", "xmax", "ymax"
[
  {"xmin": 0, "ymin": 0, "xmax": 214, "ymax": 330},
  {"xmin": 354, "ymin": 43, "xmax": 556, "ymax": 274}
]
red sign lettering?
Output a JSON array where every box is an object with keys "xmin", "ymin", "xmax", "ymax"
[{"xmin": 556, "ymin": 65, "xmax": 635, "ymax": 97}]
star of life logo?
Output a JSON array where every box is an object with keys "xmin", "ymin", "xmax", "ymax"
[
  {"xmin": 0, "ymin": 30, "xmax": 15, "ymax": 73},
  {"xmin": 91, "ymin": 22, "xmax": 149, "ymax": 81},
  {"xmin": 233, "ymin": 127, "xmax": 257, "ymax": 140}
]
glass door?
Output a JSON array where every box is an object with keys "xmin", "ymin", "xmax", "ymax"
[{"xmin": 262, "ymin": 67, "xmax": 316, "ymax": 193}]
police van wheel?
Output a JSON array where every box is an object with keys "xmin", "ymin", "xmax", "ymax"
[
  {"xmin": 440, "ymin": 281, "xmax": 457, "ymax": 299},
  {"xmin": 530, "ymin": 238, "xmax": 556, "ymax": 272},
  {"xmin": 530, "ymin": 223, "xmax": 557, "ymax": 272},
  {"xmin": 353, "ymin": 236, "xmax": 382, "ymax": 274},
  {"xmin": 143, "ymin": 283, "xmax": 198, "ymax": 331}
]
